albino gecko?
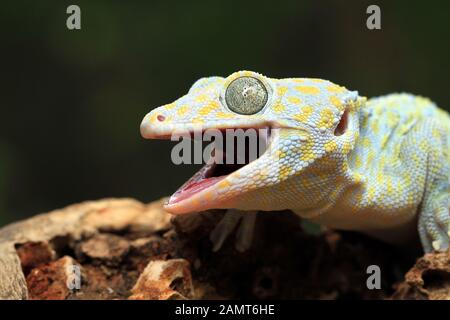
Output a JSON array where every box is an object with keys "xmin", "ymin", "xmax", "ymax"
[{"xmin": 140, "ymin": 70, "xmax": 450, "ymax": 253}]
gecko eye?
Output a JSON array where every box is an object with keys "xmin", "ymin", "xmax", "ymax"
[{"xmin": 225, "ymin": 76, "xmax": 268, "ymax": 115}]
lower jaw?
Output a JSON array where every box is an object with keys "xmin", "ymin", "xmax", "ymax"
[
  {"xmin": 164, "ymin": 189, "xmax": 224, "ymax": 215},
  {"xmin": 167, "ymin": 175, "xmax": 226, "ymax": 205},
  {"xmin": 164, "ymin": 164, "xmax": 228, "ymax": 214},
  {"xmin": 166, "ymin": 160, "xmax": 248, "ymax": 211},
  {"xmin": 164, "ymin": 126, "xmax": 275, "ymax": 213}
]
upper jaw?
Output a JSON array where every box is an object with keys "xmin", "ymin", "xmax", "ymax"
[{"xmin": 140, "ymin": 110, "xmax": 275, "ymax": 140}]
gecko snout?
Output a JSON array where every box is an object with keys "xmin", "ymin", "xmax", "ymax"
[
  {"xmin": 140, "ymin": 110, "xmax": 174, "ymax": 139},
  {"xmin": 140, "ymin": 111, "xmax": 159, "ymax": 139}
]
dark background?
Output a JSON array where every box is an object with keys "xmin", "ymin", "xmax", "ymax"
[{"xmin": 1, "ymin": 0, "xmax": 449, "ymax": 226}]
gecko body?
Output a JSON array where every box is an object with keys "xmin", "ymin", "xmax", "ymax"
[{"xmin": 141, "ymin": 71, "xmax": 450, "ymax": 253}]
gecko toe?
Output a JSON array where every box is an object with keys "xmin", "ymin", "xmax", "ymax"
[
  {"xmin": 235, "ymin": 212, "xmax": 257, "ymax": 252},
  {"xmin": 209, "ymin": 210, "xmax": 258, "ymax": 252},
  {"xmin": 209, "ymin": 209, "xmax": 242, "ymax": 252}
]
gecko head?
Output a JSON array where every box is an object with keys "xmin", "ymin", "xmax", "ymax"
[{"xmin": 140, "ymin": 70, "xmax": 365, "ymax": 215}]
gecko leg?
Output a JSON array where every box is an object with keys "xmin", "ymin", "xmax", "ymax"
[
  {"xmin": 419, "ymin": 192, "xmax": 450, "ymax": 252},
  {"xmin": 209, "ymin": 209, "xmax": 258, "ymax": 252},
  {"xmin": 398, "ymin": 119, "xmax": 450, "ymax": 252}
]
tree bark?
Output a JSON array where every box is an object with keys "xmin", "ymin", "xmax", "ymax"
[{"xmin": 0, "ymin": 198, "xmax": 171, "ymax": 299}]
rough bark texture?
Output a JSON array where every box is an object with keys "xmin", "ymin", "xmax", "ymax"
[
  {"xmin": 0, "ymin": 198, "xmax": 171, "ymax": 299},
  {"xmin": 0, "ymin": 198, "xmax": 448, "ymax": 300}
]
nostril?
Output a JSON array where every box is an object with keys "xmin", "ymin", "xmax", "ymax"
[{"xmin": 157, "ymin": 115, "xmax": 166, "ymax": 122}]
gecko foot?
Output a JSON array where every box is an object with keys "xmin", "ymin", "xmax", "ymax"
[{"xmin": 209, "ymin": 209, "xmax": 258, "ymax": 252}]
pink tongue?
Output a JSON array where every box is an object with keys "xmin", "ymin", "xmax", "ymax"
[{"xmin": 169, "ymin": 176, "xmax": 226, "ymax": 203}]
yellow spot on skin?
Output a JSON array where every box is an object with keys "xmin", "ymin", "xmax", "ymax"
[
  {"xmin": 342, "ymin": 140, "xmax": 352, "ymax": 154},
  {"xmin": 150, "ymin": 113, "xmax": 159, "ymax": 123},
  {"xmin": 195, "ymin": 94, "xmax": 208, "ymax": 103},
  {"xmin": 300, "ymin": 151, "xmax": 315, "ymax": 162},
  {"xmin": 303, "ymin": 105, "xmax": 313, "ymax": 113},
  {"xmin": 216, "ymin": 112, "xmax": 234, "ymax": 119},
  {"xmin": 277, "ymin": 86, "xmax": 288, "ymax": 96},
  {"xmin": 371, "ymin": 121, "xmax": 379, "ymax": 134},
  {"xmin": 324, "ymin": 140, "xmax": 338, "ymax": 152},
  {"xmin": 376, "ymin": 172, "xmax": 384, "ymax": 185},
  {"xmin": 274, "ymin": 150, "xmax": 287, "ymax": 160},
  {"xmin": 362, "ymin": 137, "xmax": 371, "ymax": 148},
  {"xmin": 380, "ymin": 135, "xmax": 389, "ymax": 148},
  {"xmin": 419, "ymin": 141, "xmax": 429, "ymax": 152},
  {"xmin": 177, "ymin": 105, "xmax": 189, "ymax": 116},
  {"xmin": 330, "ymin": 96, "xmax": 345, "ymax": 111},
  {"xmin": 293, "ymin": 105, "xmax": 313, "ymax": 123},
  {"xmin": 386, "ymin": 111, "xmax": 398, "ymax": 127},
  {"xmin": 287, "ymin": 96, "xmax": 301, "ymax": 104},
  {"xmin": 198, "ymin": 101, "xmax": 219, "ymax": 116},
  {"xmin": 295, "ymin": 86, "xmax": 320, "ymax": 95},
  {"xmin": 191, "ymin": 117, "xmax": 204, "ymax": 124},
  {"xmin": 273, "ymin": 102, "xmax": 286, "ymax": 113},
  {"xmin": 318, "ymin": 108, "xmax": 335, "ymax": 129},
  {"xmin": 326, "ymin": 85, "xmax": 345, "ymax": 93},
  {"xmin": 354, "ymin": 155, "xmax": 362, "ymax": 168},
  {"xmin": 165, "ymin": 103, "xmax": 176, "ymax": 110},
  {"xmin": 297, "ymin": 135, "xmax": 315, "ymax": 162},
  {"xmin": 218, "ymin": 179, "xmax": 231, "ymax": 189},
  {"xmin": 278, "ymin": 164, "xmax": 294, "ymax": 180},
  {"xmin": 432, "ymin": 127, "xmax": 440, "ymax": 138}
]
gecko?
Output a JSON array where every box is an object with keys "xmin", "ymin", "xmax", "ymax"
[{"xmin": 140, "ymin": 70, "xmax": 450, "ymax": 253}]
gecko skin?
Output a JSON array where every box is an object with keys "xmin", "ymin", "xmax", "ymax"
[{"xmin": 141, "ymin": 70, "xmax": 450, "ymax": 253}]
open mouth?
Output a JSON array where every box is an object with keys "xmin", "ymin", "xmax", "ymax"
[{"xmin": 168, "ymin": 127, "xmax": 272, "ymax": 204}]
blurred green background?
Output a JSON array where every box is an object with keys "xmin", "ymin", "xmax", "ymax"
[{"xmin": 0, "ymin": 0, "xmax": 449, "ymax": 226}]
